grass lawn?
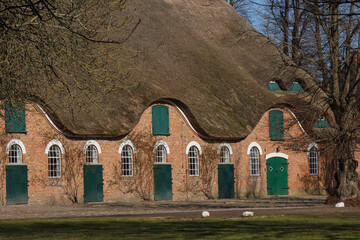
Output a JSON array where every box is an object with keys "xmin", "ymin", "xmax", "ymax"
[{"xmin": 0, "ymin": 216, "xmax": 360, "ymax": 239}]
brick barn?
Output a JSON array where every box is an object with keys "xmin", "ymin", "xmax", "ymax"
[{"xmin": 0, "ymin": 0, "xmax": 343, "ymax": 205}]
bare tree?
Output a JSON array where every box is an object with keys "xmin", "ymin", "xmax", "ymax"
[
  {"xmin": 0, "ymin": 0, "xmax": 140, "ymax": 111},
  {"xmin": 258, "ymin": 0, "xmax": 360, "ymax": 201}
]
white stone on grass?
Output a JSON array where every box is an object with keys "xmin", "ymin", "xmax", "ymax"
[
  {"xmin": 202, "ymin": 211, "xmax": 210, "ymax": 218},
  {"xmin": 335, "ymin": 202, "xmax": 345, "ymax": 208},
  {"xmin": 242, "ymin": 211, "xmax": 254, "ymax": 217}
]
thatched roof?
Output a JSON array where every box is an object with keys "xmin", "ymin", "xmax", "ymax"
[{"xmin": 32, "ymin": 0, "xmax": 314, "ymax": 141}]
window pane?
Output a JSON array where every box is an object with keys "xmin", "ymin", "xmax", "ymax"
[
  {"xmin": 86, "ymin": 145, "xmax": 98, "ymax": 163},
  {"xmin": 9, "ymin": 144, "xmax": 22, "ymax": 164},
  {"xmin": 188, "ymin": 146, "xmax": 199, "ymax": 176},
  {"xmin": 121, "ymin": 145, "xmax": 133, "ymax": 176},
  {"xmin": 156, "ymin": 145, "xmax": 166, "ymax": 163},
  {"xmin": 250, "ymin": 147, "xmax": 259, "ymax": 176},
  {"xmin": 220, "ymin": 146, "xmax": 230, "ymax": 163},
  {"xmin": 48, "ymin": 145, "xmax": 61, "ymax": 178},
  {"xmin": 309, "ymin": 147, "xmax": 318, "ymax": 175}
]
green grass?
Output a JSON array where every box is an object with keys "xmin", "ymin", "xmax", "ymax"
[{"xmin": 0, "ymin": 216, "xmax": 360, "ymax": 239}]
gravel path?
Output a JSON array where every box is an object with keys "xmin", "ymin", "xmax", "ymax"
[{"xmin": 1, "ymin": 195, "xmax": 357, "ymax": 219}]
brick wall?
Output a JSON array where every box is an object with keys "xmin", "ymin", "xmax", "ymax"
[{"xmin": 0, "ymin": 102, "xmax": 330, "ymax": 205}]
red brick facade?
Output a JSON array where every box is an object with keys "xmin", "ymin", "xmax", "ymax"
[{"xmin": 0, "ymin": 101, "xmax": 337, "ymax": 205}]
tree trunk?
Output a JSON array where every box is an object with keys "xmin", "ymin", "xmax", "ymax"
[{"xmin": 336, "ymin": 143, "xmax": 359, "ymax": 201}]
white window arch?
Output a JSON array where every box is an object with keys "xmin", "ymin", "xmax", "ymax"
[
  {"xmin": 188, "ymin": 146, "xmax": 199, "ymax": 176},
  {"xmin": 121, "ymin": 145, "xmax": 133, "ymax": 176},
  {"xmin": 153, "ymin": 140, "xmax": 170, "ymax": 154},
  {"xmin": 48, "ymin": 145, "xmax": 61, "ymax": 178},
  {"xmin": 185, "ymin": 141, "xmax": 202, "ymax": 155},
  {"xmin": 247, "ymin": 142, "xmax": 263, "ymax": 155},
  {"xmin": 250, "ymin": 147, "xmax": 260, "ymax": 176},
  {"xmin": 119, "ymin": 140, "xmax": 136, "ymax": 154},
  {"xmin": 217, "ymin": 143, "xmax": 233, "ymax": 155},
  {"xmin": 83, "ymin": 140, "xmax": 102, "ymax": 154},
  {"xmin": 45, "ymin": 139, "xmax": 65, "ymax": 154},
  {"xmin": 6, "ymin": 139, "xmax": 26, "ymax": 154}
]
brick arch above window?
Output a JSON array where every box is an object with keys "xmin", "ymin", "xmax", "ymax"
[
  {"xmin": 217, "ymin": 143, "xmax": 233, "ymax": 155},
  {"xmin": 153, "ymin": 140, "xmax": 170, "ymax": 154},
  {"xmin": 83, "ymin": 140, "xmax": 102, "ymax": 154},
  {"xmin": 6, "ymin": 139, "xmax": 26, "ymax": 154},
  {"xmin": 45, "ymin": 139, "xmax": 65, "ymax": 154},
  {"xmin": 118, "ymin": 140, "xmax": 136, "ymax": 154},
  {"xmin": 185, "ymin": 141, "xmax": 202, "ymax": 155},
  {"xmin": 246, "ymin": 142, "xmax": 263, "ymax": 155}
]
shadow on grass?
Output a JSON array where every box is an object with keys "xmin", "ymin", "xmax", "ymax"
[{"xmin": 0, "ymin": 216, "xmax": 359, "ymax": 239}]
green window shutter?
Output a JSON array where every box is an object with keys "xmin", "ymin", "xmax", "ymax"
[
  {"xmin": 314, "ymin": 118, "xmax": 330, "ymax": 129},
  {"xmin": 267, "ymin": 81, "xmax": 281, "ymax": 91},
  {"xmin": 288, "ymin": 82, "xmax": 304, "ymax": 91},
  {"xmin": 5, "ymin": 101, "xmax": 26, "ymax": 133},
  {"xmin": 152, "ymin": 105, "xmax": 170, "ymax": 135},
  {"xmin": 269, "ymin": 110, "xmax": 284, "ymax": 141}
]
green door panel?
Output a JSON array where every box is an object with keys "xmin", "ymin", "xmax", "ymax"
[
  {"xmin": 6, "ymin": 165, "xmax": 28, "ymax": 205},
  {"xmin": 218, "ymin": 164, "xmax": 235, "ymax": 199},
  {"xmin": 84, "ymin": 165, "xmax": 103, "ymax": 203},
  {"xmin": 154, "ymin": 164, "xmax": 172, "ymax": 201},
  {"xmin": 266, "ymin": 157, "xmax": 288, "ymax": 195}
]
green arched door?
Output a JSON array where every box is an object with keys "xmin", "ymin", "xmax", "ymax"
[{"xmin": 266, "ymin": 157, "xmax": 288, "ymax": 195}]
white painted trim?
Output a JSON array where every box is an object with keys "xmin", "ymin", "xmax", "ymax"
[
  {"xmin": 45, "ymin": 139, "xmax": 65, "ymax": 154},
  {"xmin": 35, "ymin": 103, "xmax": 63, "ymax": 134},
  {"xmin": 6, "ymin": 139, "xmax": 26, "ymax": 154},
  {"xmin": 246, "ymin": 142, "xmax": 263, "ymax": 155},
  {"xmin": 119, "ymin": 140, "xmax": 136, "ymax": 154},
  {"xmin": 217, "ymin": 143, "xmax": 233, "ymax": 155},
  {"xmin": 283, "ymin": 107, "xmax": 307, "ymax": 136},
  {"xmin": 307, "ymin": 143, "xmax": 319, "ymax": 155},
  {"xmin": 83, "ymin": 140, "xmax": 102, "ymax": 154},
  {"xmin": 185, "ymin": 141, "xmax": 202, "ymax": 155},
  {"xmin": 266, "ymin": 152, "xmax": 289, "ymax": 160},
  {"xmin": 153, "ymin": 140, "xmax": 170, "ymax": 154}
]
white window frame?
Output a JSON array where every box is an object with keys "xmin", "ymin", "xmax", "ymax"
[
  {"xmin": 219, "ymin": 146, "xmax": 230, "ymax": 163},
  {"xmin": 250, "ymin": 147, "xmax": 260, "ymax": 176},
  {"xmin": 6, "ymin": 139, "xmax": 26, "ymax": 164},
  {"xmin": 309, "ymin": 147, "xmax": 318, "ymax": 175},
  {"xmin": 48, "ymin": 145, "xmax": 61, "ymax": 178},
  {"xmin": 85, "ymin": 145, "xmax": 98, "ymax": 164},
  {"xmin": 156, "ymin": 145, "xmax": 167, "ymax": 163},
  {"xmin": 188, "ymin": 146, "xmax": 199, "ymax": 176},
  {"xmin": 121, "ymin": 145, "xmax": 133, "ymax": 176},
  {"xmin": 8, "ymin": 144, "xmax": 22, "ymax": 164}
]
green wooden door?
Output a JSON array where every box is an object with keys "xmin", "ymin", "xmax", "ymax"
[
  {"xmin": 84, "ymin": 165, "xmax": 103, "ymax": 203},
  {"xmin": 154, "ymin": 164, "xmax": 172, "ymax": 201},
  {"xmin": 6, "ymin": 165, "xmax": 28, "ymax": 205},
  {"xmin": 218, "ymin": 164, "xmax": 235, "ymax": 199},
  {"xmin": 266, "ymin": 157, "xmax": 288, "ymax": 195}
]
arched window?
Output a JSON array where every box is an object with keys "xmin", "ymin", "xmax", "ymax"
[
  {"xmin": 309, "ymin": 147, "xmax": 318, "ymax": 175},
  {"xmin": 121, "ymin": 145, "xmax": 133, "ymax": 176},
  {"xmin": 220, "ymin": 146, "xmax": 230, "ymax": 163},
  {"xmin": 48, "ymin": 145, "xmax": 61, "ymax": 178},
  {"xmin": 188, "ymin": 146, "xmax": 199, "ymax": 176},
  {"xmin": 9, "ymin": 144, "xmax": 22, "ymax": 164},
  {"xmin": 86, "ymin": 145, "xmax": 98, "ymax": 163},
  {"xmin": 250, "ymin": 147, "xmax": 260, "ymax": 176},
  {"xmin": 156, "ymin": 145, "xmax": 167, "ymax": 163}
]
